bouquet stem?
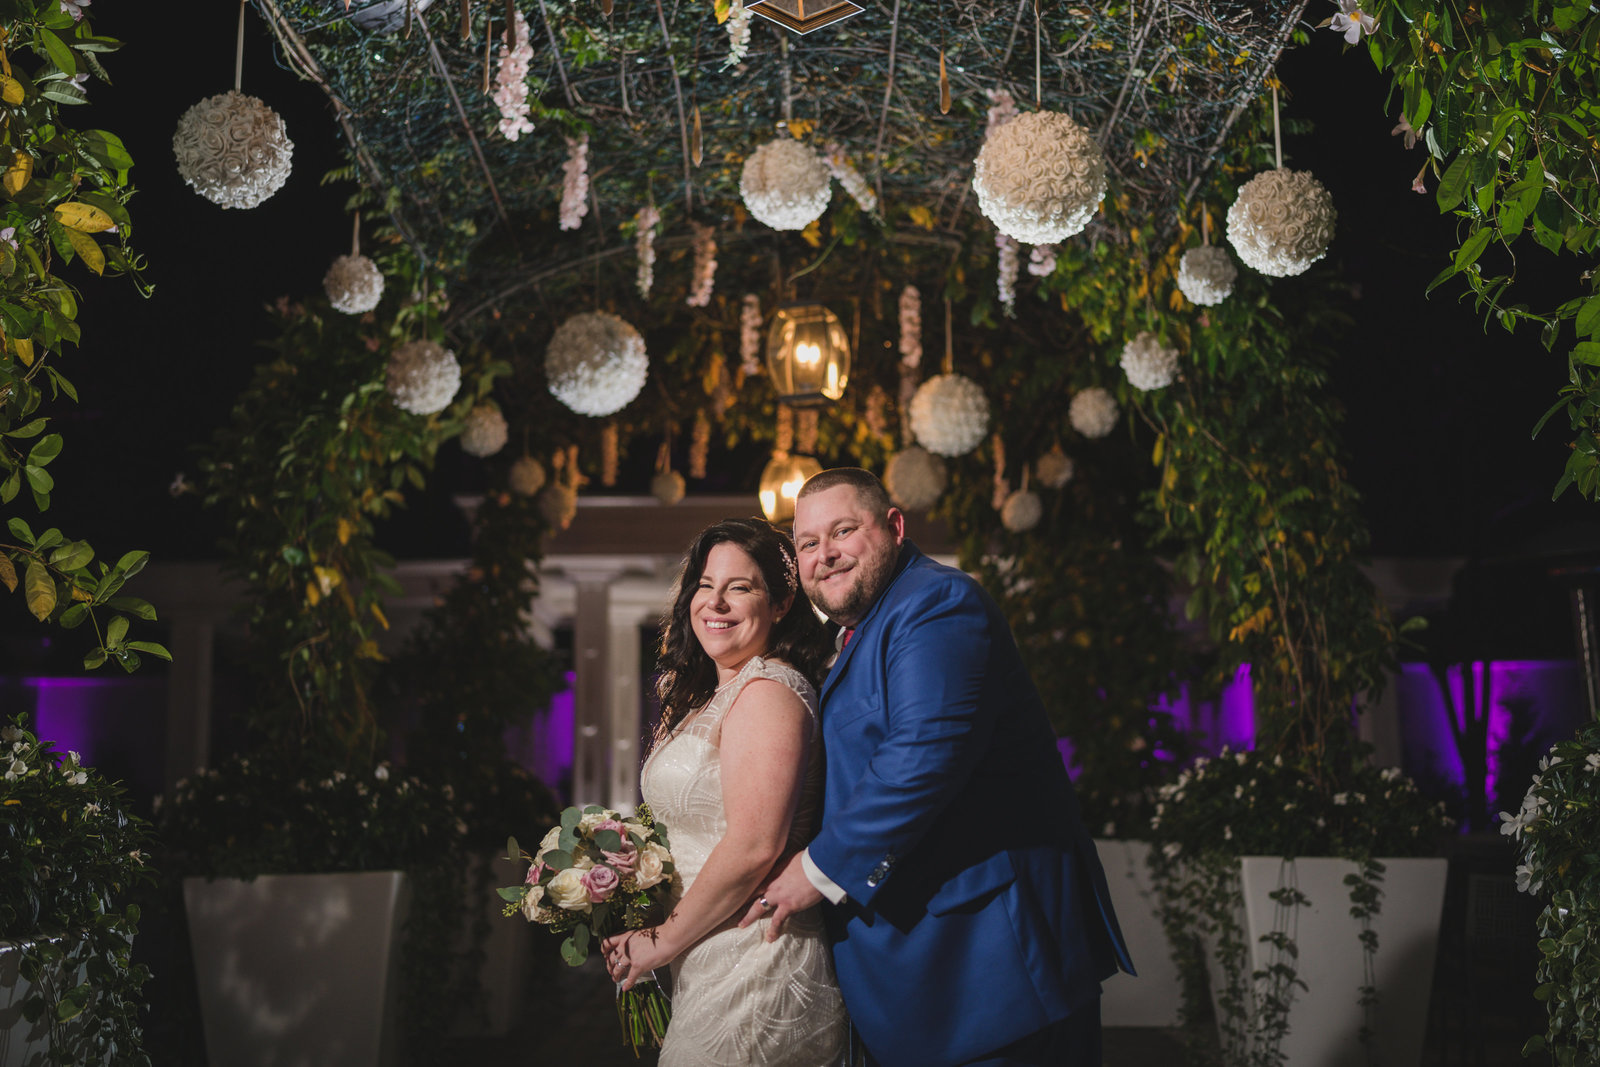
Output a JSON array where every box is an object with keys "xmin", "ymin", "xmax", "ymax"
[{"xmin": 615, "ymin": 976, "xmax": 671, "ymax": 1055}]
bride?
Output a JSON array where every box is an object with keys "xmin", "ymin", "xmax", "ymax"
[{"xmin": 602, "ymin": 517, "xmax": 848, "ymax": 1066}]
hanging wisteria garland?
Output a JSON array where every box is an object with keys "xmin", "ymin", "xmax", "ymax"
[
  {"xmin": 634, "ymin": 205, "xmax": 660, "ymax": 297},
  {"xmin": 1028, "ymin": 244, "xmax": 1059, "ymax": 277},
  {"xmin": 824, "ymin": 142, "xmax": 877, "ymax": 213},
  {"xmin": 687, "ymin": 223, "xmax": 717, "ymax": 307},
  {"xmin": 739, "ymin": 294, "xmax": 763, "ymax": 377},
  {"xmin": 559, "ymin": 134, "xmax": 590, "ymax": 231},
  {"xmin": 995, "ymin": 233, "xmax": 1019, "ymax": 314},
  {"xmin": 493, "ymin": 11, "xmax": 535, "ymax": 141},
  {"xmin": 722, "ymin": 0, "xmax": 751, "ymax": 69}
]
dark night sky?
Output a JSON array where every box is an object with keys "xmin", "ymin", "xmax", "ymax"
[{"xmin": 38, "ymin": 10, "xmax": 1600, "ymax": 568}]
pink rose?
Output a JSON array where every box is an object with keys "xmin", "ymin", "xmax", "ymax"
[
  {"xmin": 526, "ymin": 861, "xmax": 548, "ymax": 886},
  {"xmin": 594, "ymin": 819, "xmax": 629, "ymax": 839},
  {"xmin": 603, "ymin": 843, "xmax": 638, "ymax": 874},
  {"xmin": 582, "ymin": 864, "xmax": 621, "ymax": 902}
]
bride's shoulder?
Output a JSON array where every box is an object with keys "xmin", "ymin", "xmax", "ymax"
[{"xmin": 741, "ymin": 656, "xmax": 819, "ymax": 706}]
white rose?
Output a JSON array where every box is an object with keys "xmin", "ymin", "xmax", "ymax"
[
  {"xmin": 635, "ymin": 843, "xmax": 670, "ymax": 889},
  {"xmin": 578, "ymin": 810, "xmax": 615, "ymax": 834},
  {"xmin": 520, "ymin": 882, "xmax": 546, "ymax": 921},
  {"xmin": 546, "ymin": 868, "xmax": 593, "ymax": 912},
  {"xmin": 537, "ymin": 825, "xmax": 563, "ymax": 857},
  {"xmin": 622, "ymin": 821, "xmax": 650, "ymax": 843}
]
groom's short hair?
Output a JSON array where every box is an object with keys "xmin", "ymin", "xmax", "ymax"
[{"xmin": 797, "ymin": 467, "xmax": 895, "ymax": 519}]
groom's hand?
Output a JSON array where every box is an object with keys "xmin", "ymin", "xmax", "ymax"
[{"xmin": 738, "ymin": 852, "xmax": 823, "ymax": 941}]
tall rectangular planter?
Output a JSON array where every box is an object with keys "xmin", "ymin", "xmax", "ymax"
[
  {"xmin": 452, "ymin": 852, "xmax": 534, "ymax": 1037},
  {"xmin": 184, "ymin": 871, "xmax": 410, "ymax": 1067},
  {"xmin": 1209, "ymin": 856, "xmax": 1448, "ymax": 1067},
  {"xmin": 0, "ymin": 937, "xmax": 84, "ymax": 1066},
  {"xmin": 1093, "ymin": 839, "xmax": 1182, "ymax": 1027}
]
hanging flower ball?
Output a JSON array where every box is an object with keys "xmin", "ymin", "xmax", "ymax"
[
  {"xmin": 1034, "ymin": 444, "xmax": 1075, "ymax": 490},
  {"xmin": 386, "ymin": 340, "xmax": 461, "ymax": 416},
  {"xmin": 173, "ymin": 90, "xmax": 294, "ymax": 210},
  {"xmin": 1000, "ymin": 489, "xmax": 1043, "ymax": 533},
  {"xmin": 651, "ymin": 470, "xmax": 686, "ymax": 506},
  {"xmin": 1177, "ymin": 245, "xmax": 1237, "ymax": 307},
  {"xmin": 908, "ymin": 374, "xmax": 990, "ymax": 458},
  {"xmin": 460, "ymin": 404, "xmax": 509, "ymax": 458},
  {"xmin": 739, "ymin": 138, "xmax": 832, "ymax": 231},
  {"xmin": 1120, "ymin": 331, "xmax": 1180, "ymax": 392},
  {"xmin": 323, "ymin": 253, "xmax": 385, "ymax": 315},
  {"xmin": 509, "ymin": 455, "xmax": 547, "ymax": 497},
  {"xmin": 544, "ymin": 311, "xmax": 649, "ymax": 417},
  {"xmin": 884, "ymin": 447, "xmax": 947, "ymax": 512},
  {"xmin": 971, "ymin": 110, "xmax": 1107, "ymax": 244},
  {"xmin": 538, "ymin": 484, "xmax": 579, "ymax": 530},
  {"xmin": 1068, "ymin": 386, "xmax": 1118, "ymax": 439},
  {"xmin": 1226, "ymin": 168, "xmax": 1337, "ymax": 278}
]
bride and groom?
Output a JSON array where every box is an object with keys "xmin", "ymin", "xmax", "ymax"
[{"xmin": 602, "ymin": 467, "xmax": 1133, "ymax": 1066}]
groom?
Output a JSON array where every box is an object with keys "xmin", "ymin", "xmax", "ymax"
[{"xmin": 743, "ymin": 467, "xmax": 1133, "ymax": 1066}]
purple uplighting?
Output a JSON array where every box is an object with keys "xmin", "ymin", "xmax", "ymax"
[{"xmin": 504, "ymin": 671, "xmax": 576, "ymax": 802}]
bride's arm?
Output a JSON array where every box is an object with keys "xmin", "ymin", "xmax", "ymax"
[{"xmin": 604, "ymin": 677, "xmax": 811, "ymax": 988}]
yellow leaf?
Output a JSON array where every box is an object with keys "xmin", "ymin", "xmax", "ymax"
[
  {"xmin": 3, "ymin": 799, "xmax": 19, "ymax": 806},
  {"xmin": 907, "ymin": 205, "xmax": 935, "ymax": 230},
  {"xmin": 3, "ymin": 151, "xmax": 31, "ymax": 196},
  {"xmin": 0, "ymin": 75, "xmax": 22, "ymax": 105},
  {"xmin": 355, "ymin": 639, "xmax": 386, "ymax": 661},
  {"xmin": 62, "ymin": 226, "xmax": 104, "ymax": 275},
  {"xmin": 337, "ymin": 517, "xmax": 353, "ymax": 545},
  {"xmin": 0, "ymin": 552, "xmax": 14, "ymax": 592},
  {"xmin": 54, "ymin": 202, "xmax": 117, "ymax": 233},
  {"xmin": 24, "ymin": 558, "xmax": 54, "ymax": 621},
  {"xmin": 370, "ymin": 602, "xmax": 390, "ymax": 630},
  {"xmin": 70, "ymin": 585, "xmax": 92, "ymax": 601},
  {"xmin": 800, "ymin": 220, "xmax": 822, "ymax": 248},
  {"xmin": 714, "ymin": 0, "xmax": 731, "ymax": 24},
  {"xmin": 305, "ymin": 581, "xmax": 321, "ymax": 607},
  {"xmin": 785, "ymin": 119, "xmax": 815, "ymax": 139},
  {"xmin": 1151, "ymin": 434, "xmax": 1165, "ymax": 466},
  {"xmin": 11, "ymin": 337, "xmax": 32, "ymax": 367}
]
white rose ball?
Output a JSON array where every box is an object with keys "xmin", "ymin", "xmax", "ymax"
[
  {"xmin": 651, "ymin": 470, "xmax": 686, "ymax": 506},
  {"xmin": 739, "ymin": 138, "xmax": 833, "ymax": 231},
  {"xmin": 1068, "ymin": 386, "xmax": 1118, "ymax": 439},
  {"xmin": 539, "ymin": 484, "xmax": 579, "ymax": 530},
  {"xmin": 1120, "ymin": 331, "xmax": 1180, "ymax": 392},
  {"xmin": 509, "ymin": 456, "xmax": 547, "ymax": 497},
  {"xmin": 1001, "ymin": 489, "xmax": 1043, "ymax": 532},
  {"xmin": 172, "ymin": 90, "xmax": 294, "ymax": 210},
  {"xmin": 1034, "ymin": 445, "xmax": 1075, "ymax": 489},
  {"xmin": 909, "ymin": 374, "xmax": 990, "ymax": 458},
  {"xmin": 1177, "ymin": 244, "xmax": 1237, "ymax": 306},
  {"xmin": 385, "ymin": 339, "xmax": 461, "ymax": 416},
  {"xmin": 884, "ymin": 447, "xmax": 947, "ymax": 511},
  {"xmin": 460, "ymin": 404, "xmax": 509, "ymax": 458},
  {"xmin": 545, "ymin": 311, "xmax": 649, "ymax": 417},
  {"xmin": 972, "ymin": 110, "xmax": 1107, "ymax": 243},
  {"xmin": 1226, "ymin": 168, "xmax": 1337, "ymax": 278},
  {"xmin": 545, "ymin": 867, "xmax": 592, "ymax": 912},
  {"xmin": 323, "ymin": 253, "xmax": 385, "ymax": 314}
]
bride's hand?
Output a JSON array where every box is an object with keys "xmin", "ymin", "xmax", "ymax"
[{"xmin": 602, "ymin": 927, "xmax": 672, "ymax": 991}]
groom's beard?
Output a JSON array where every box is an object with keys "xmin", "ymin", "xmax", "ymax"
[{"xmin": 806, "ymin": 548, "xmax": 895, "ymax": 627}]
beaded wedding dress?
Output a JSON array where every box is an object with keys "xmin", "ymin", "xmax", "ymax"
[{"xmin": 641, "ymin": 656, "xmax": 849, "ymax": 1067}]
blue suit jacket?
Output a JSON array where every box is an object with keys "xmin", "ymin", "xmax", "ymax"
[{"xmin": 807, "ymin": 543, "xmax": 1133, "ymax": 1066}]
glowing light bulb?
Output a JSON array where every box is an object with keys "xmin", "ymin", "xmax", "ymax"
[
  {"xmin": 795, "ymin": 342, "xmax": 821, "ymax": 366},
  {"xmin": 759, "ymin": 489, "xmax": 777, "ymax": 518},
  {"xmin": 825, "ymin": 361, "xmax": 839, "ymax": 398},
  {"xmin": 782, "ymin": 477, "xmax": 804, "ymax": 500}
]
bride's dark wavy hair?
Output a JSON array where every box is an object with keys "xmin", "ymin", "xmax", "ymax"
[{"xmin": 652, "ymin": 517, "xmax": 832, "ymax": 744}]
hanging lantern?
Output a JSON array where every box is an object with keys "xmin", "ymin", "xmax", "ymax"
[
  {"xmin": 765, "ymin": 303, "xmax": 850, "ymax": 405},
  {"xmin": 758, "ymin": 453, "xmax": 823, "ymax": 523}
]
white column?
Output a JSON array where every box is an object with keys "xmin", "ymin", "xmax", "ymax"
[{"xmin": 560, "ymin": 562, "xmax": 628, "ymax": 807}]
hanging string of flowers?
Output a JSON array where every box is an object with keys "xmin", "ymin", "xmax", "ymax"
[
  {"xmin": 898, "ymin": 284, "xmax": 923, "ymax": 431},
  {"xmin": 823, "ymin": 142, "xmax": 877, "ymax": 213},
  {"xmin": 990, "ymin": 432, "xmax": 1008, "ymax": 510},
  {"xmin": 689, "ymin": 409, "xmax": 711, "ymax": 478},
  {"xmin": 723, "ymin": 0, "xmax": 752, "ymax": 70},
  {"xmin": 739, "ymin": 294, "xmax": 763, "ymax": 378},
  {"xmin": 985, "ymin": 87, "xmax": 1019, "ymax": 133},
  {"xmin": 559, "ymin": 134, "xmax": 590, "ymax": 231},
  {"xmin": 687, "ymin": 223, "xmax": 717, "ymax": 307},
  {"xmin": 493, "ymin": 11, "xmax": 535, "ymax": 141},
  {"xmin": 995, "ymin": 233, "xmax": 1018, "ymax": 315},
  {"xmin": 1027, "ymin": 244, "xmax": 1058, "ymax": 277},
  {"xmin": 634, "ymin": 204, "xmax": 660, "ymax": 297}
]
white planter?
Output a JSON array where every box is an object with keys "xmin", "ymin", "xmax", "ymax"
[
  {"xmin": 452, "ymin": 852, "xmax": 535, "ymax": 1037},
  {"xmin": 184, "ymin": 871, "xmax": 410, "ymax": 1067},
  {"xmin": 1210, "ymin": 856, "xmax": 1448, "ymax": 1067},
  {"xmin": 1093, "ymin": 839, "xmax": 1182, "ymax": 1027},
  {"xmin": 1, "ymin": 937, "xmax": 79, "ymax": 1065}
]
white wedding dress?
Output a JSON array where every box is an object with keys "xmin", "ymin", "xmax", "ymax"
[{"xmin": 641, "ymin": 655, "xmax": 849, "ymax": 1067}]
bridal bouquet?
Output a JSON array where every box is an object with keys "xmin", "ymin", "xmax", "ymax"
[{"xmin": 500, "ymin": 802, "xmax": 677, "ymax": 1053}]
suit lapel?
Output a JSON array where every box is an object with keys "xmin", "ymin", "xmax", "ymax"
[{"xmin": 818, "ymin": 543, "xmax": 923, "ymax": 709}]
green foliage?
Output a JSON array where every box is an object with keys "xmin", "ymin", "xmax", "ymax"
[
  {"xmin": 1, "ymin": 714, "xmax": 152, "ymax": 1065},
  {"xmin": 0, "ymin": 2, "xmax": 161, "ymax": 668},
  {"xmin": 1503, "ymin": 722, "xmax": 1600, "ymax": 1065},
  {"xmin": 201, "ymin": 287, "xmax": 500, "ymax": 758},
  {"xmin": 1364, "ymin": 0, "xmax": 1600, "ymax": 498}
]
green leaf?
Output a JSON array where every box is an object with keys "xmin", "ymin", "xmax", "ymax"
[
  {"xmin": 82, "ymin": 647, "xmax": 106, "ymax": 670},
  {"xmin": 1437, "ymin": 155, "xmax": 1471, "ymax": 212},
  {"xmin": 105, "ymin": 614, "xmax": 128, "ymax": 648},
  {"xmin": 124, "ymin": 640, "xmax": 171, "ymax": 661},
  {"xmin": 58, "ymin": 602, "xmax": 88, "ymax": 629},
  {"xmin": 27, "ymin": 434, "xmax": 63, "ymax": 468},
  {"xmin": 543, "ymin": 849, "xmax": 574, "ymax": 871},
  {"xmin": 105, "ymin": 595, "xmax": 155, "ymax": 620},
  {"xmin": 47, "ymin": 541, "xmax": 92, "ymax": 571},
  {"xmin": 1454, "ymin": 227, "xmax": 1493, "ymax": 270},
  {"xmin": 77, "ymin": 129, "xmax": 134, "ymax": 172},
  {"xmin": 23, "ymin": 558, "xmax": 54, "ymax": 620},
  {"xmin": 1572, "ymin": 342, "xmax": 1600, "ymax": 366},
  {"xmin": 506, "ymin": 835, "xmax": 521, "ymax": 863},
  {"xmin": 116, "ymin": 648, "xmax": 141, "ymax": 673},
  {"xmin": 39, "ymin": 29, "xmax": 78, "ymax": 76},
  {"xmin": 7, "ymin": 517, "xmax": 35, "ymax": 545},
  {"xmin": 22, "ymin": 465, "xmax": 53, "ymax": 495},
  {"xmin": 1532, "ymin": 395, "xmax": 1570, "ymax": 438},
  {"xmin": 3, "ymin": 418, "xmax": 47, "ymax": 439},
  {"xmin": 560, "ymin": 929, "xmax": 589, "ymax": 967},
  {"xmin": 0, "ymin": 470, "xmax": 19, "ymax": 504},
  {"xmin": 495, "ymin": 886, "xmax": 526, "ymax": 903},
  {"xmin": 1577, "ymin": 295, "xmax": 1600, "ymax": 339},
  {"xmin": 112, "ymin": 549, "xmax": 149, "ymax": 579}
]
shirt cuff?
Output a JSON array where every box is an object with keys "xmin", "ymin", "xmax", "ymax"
[{"xmin": 801, "ymin": 848, "xmax": 848, "ymax": 905}]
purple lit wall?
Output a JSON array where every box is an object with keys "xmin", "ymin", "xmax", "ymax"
[
  {"xmin": 1393, "ymin": 660, "xmax": 1585, "ymax": 815},
  {"xmin": 22, "ymin": 676, "xmax": 166, "ymax": 806},
  {"xmin": 503, "ymin": 670, "xmax": 576, "ymax": 802},
  {"xmin": 1056, "ymin": 663, "xmax": 1258, "ymax": 778}
]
